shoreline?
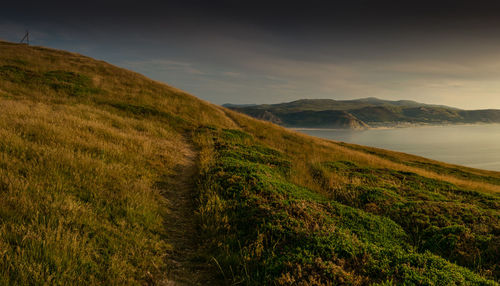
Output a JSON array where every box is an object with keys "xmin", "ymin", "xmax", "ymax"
[{"xmin": 290, "ymin": 122, "xmax": 500, "ymax": 131}]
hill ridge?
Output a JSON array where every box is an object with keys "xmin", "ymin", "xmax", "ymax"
[
  {"xmin": 1, "ymin": 41, "xmax": 499, "ymax": 285},
  {"xmin": 225, "ymin": 98, "xmax": 500, "ymax": 128}
]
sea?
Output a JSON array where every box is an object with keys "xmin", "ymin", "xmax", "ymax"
[{"xmin": 296, "ymin": 124, "xmax": 500, "ymax": 172}]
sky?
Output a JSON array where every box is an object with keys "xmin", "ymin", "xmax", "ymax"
[{"xmin": 2, "ymin": 1, "xmax": 500, "ymax": 109}]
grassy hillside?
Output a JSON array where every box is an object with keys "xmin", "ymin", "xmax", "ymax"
[
  {"xmin": 227, "ymin": 98, "xmax": 500, "ymax": 128},
  {"xmin": 0, "ymin": 41, "xmax": 499, "ymax": 285}
]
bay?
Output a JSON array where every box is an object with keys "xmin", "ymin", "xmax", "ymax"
[{"xmin": 297, "ymin": 124, "xmax": 500, "ymax": 171}]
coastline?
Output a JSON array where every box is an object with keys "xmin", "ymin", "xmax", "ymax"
[
  {"xmin": 294, "ymin": 123, "xmax": 500, "ymax": 172},
  {"xmin": 290, "ymin": 122, "xmax": 500, "ymax": 131}
]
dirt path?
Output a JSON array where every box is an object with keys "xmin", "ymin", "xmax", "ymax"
[{"xmin": 159, "ymin": 146, "xmax": 217, "ymax": 285}]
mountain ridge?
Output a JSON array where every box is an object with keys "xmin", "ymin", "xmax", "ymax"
[{"xmin": 224, "ymin": 98, "xmax": 500, "ymax": 129}]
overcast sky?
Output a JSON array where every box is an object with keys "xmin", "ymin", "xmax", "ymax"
[{"xmin": 2, "ymin": 1, "xmax": 500, "ymax": 109}]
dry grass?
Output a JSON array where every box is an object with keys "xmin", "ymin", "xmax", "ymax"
[
  {"xmin": 192, "ymin": 126, "xmax": 499, "ymax": 284},
  {"xmin": 219, "ymin": 108, "xmax": 500, "ymax": 194},
  {"xmin": 0, "ymin": 41, "xmax": 233, "ymax": 284},
  {"xmin": 1, "ymin": 40, "xmax": 499, "ymax": 284},
  {"xmin": 0, "ymin": 98, "xmax": 194, "ymax": 284}
]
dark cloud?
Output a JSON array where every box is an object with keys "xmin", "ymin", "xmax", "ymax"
[
  {"xmin": 2, "ymin": 1, "xmax": 500, "ymax": 109},
  {"xmin": 5, "ymin": 1, "xmax": 500, "ymax": 29}
]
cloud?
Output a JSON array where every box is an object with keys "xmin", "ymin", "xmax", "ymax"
[
  {"xmin": 121, "ymin": 59, "xmax": 205, "ymax": 75},
  {"xmin": 3, "ymin": 12, "xmax": 500, "ymax": 110},
  {"xmin": 221, "ymin": 71, "xmax": 242, "ymax": 78}
]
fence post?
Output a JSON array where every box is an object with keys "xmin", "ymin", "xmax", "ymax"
[{"xmin": 20, "ymin": 30, "xmax": 29, "ymax": 45}]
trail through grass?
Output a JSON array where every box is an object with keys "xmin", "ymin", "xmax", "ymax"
[
  {"xmin": 160, "ymin": 141, "xmax": 217, "ymax": 285},
  {"xmin": 1, "ymin": 41, "xmax": 499, "ymax": 285}
]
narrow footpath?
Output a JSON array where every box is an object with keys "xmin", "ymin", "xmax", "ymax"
[{"xmin": 160, "ymin": 146, "xmax": 217, "ymax": 285}]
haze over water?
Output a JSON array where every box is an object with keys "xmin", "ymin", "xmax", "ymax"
[{"xmin": 298, "ymin": 124, "xmax": 500, "ymax": 172}]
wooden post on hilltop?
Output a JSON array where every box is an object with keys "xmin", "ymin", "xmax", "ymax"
[{"xmin": 20, "ymin": 30, "xmax": 29, "ymax": 45}]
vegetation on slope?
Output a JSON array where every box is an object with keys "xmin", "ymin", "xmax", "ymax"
[
  {"xmin": 0, "ymin": 41, "xmax": 499, "ymax": 285},
  {"xmin": 0, "ymin": 41, "xmax": 235, "ymax": 284},
  {"xmin": 226, "ymin": 98, "xmax": 500, "ymax": 128},
  {"xmin": 194, "ymin": 127, "xmax": 499, "ymax": 285}
]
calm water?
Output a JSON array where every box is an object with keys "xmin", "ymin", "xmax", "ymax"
[{"xmin": 297, "ymin": 124, "xmax": 500, "ymax": 172}]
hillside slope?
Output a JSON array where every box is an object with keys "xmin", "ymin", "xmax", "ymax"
[
  {"xmin": 226, "ymin": 98, "xmax": 500, "ymax": 128},
  {"xmin": 1, "ymin": 41, "xmax": 499, "ymax": 285}
]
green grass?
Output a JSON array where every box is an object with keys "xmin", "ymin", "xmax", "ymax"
[
  {"xmin": 314, "ymin": 161, "xmax": 500, "ymax": 276},
  {"xmin": 195, "ymin": 128, "xmax": 497, "ymax": 285},
  {"xmin": 0, "ymin": 65, "xmax": 100, "ymax": 97},
  {"xmin": 1, "ymin": 41, "xmax": 499, "ymax": 285}
]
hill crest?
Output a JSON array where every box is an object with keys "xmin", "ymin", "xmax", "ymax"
[
  {"xmin": 1, "ymin": 41, "xmax": 499, "ymax": 285},
  {"xmin": 226, "ymin": 98, "xmax": 500, "ymax": 128}
]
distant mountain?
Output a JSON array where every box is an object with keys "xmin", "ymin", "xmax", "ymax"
[
  {"xmin": 221, "ymin": 103, "xmax": 257, "ymax": 108},
  {"xmin": 225, "ymin": 98, "xmax": 500, "ymax": 129}
]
